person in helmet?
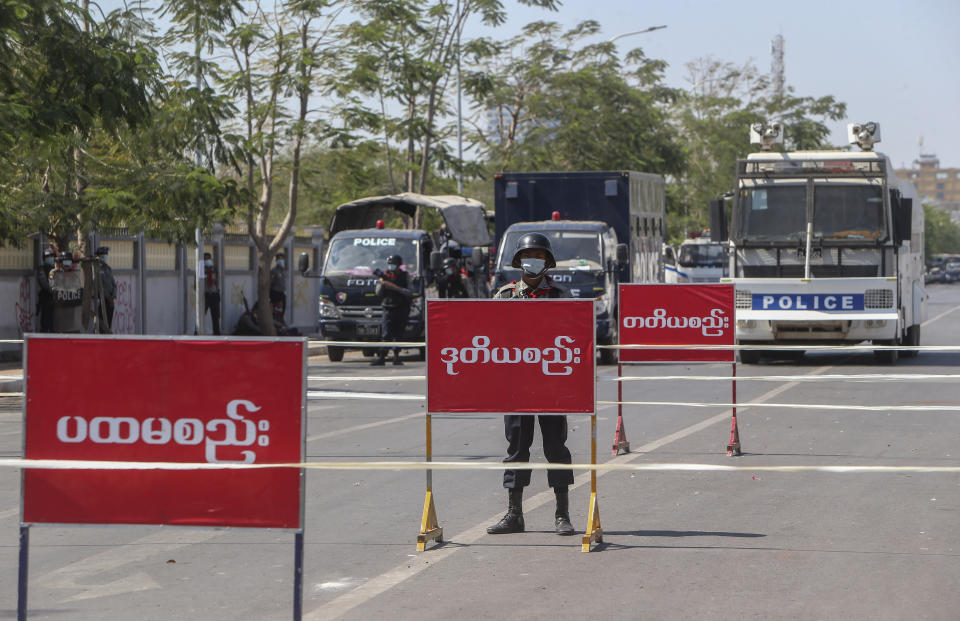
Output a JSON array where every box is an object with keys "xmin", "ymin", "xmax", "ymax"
[
  {"xmin": 50, "ymin": 251, "xmax": 84, "ymax": 333},
  {"xmin": 487, "ymin": 232, "xmax": 575, "ymax": 536},
  {"xmin": 437, "ymin": 257, "xmax": 469, "ymax": 298},
  {"xmin": 36, "ymin": 248, "xmax": 57, "ymax": 332},
  {"xmin": 372, "ymin": 253, "xmax": 413, "ymax": 366}
]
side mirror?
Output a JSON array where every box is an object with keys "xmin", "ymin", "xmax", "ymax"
[
  {"xmin": 662, "ymin": 245, "xmax": 676, "ymax": 267},
  {"xmin": 430, "ymin": 250, "xmax": 443, "ymax": 272},
  {"xmin": 709, "ymin": 200, "xmax": 728, "ymax": 242},
  {"xmin": 615, "ymin": 243, "xmax": 628, "ymax": 266},
  {"xmin": 893, "ymin": 197, "xmax": 913, "ymax": 245},
  {"xmin": 297, "ymin": 252, "xmax": 310, "ymax": 274}
]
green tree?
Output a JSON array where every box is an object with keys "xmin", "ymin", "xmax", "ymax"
[
  {"xmin": 465, "ymin": 20, "xmax": 685, "ymax": 177},
  {"xmin": 924, "ymin": 203, "xmax": 960, "ymax": 262},
  {"xmin": 339, "ymin": 0, "xmax": 557, "ymax": 226},
  {"xmin": 671, "ymin": 56, "xmax": 845, "ymax": 240}
]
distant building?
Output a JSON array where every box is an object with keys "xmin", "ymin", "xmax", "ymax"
[{"xmin": 895, "ymin": 154, "xmax": 960, "ymax": 224}]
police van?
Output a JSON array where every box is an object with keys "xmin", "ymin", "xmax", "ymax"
[
  {"xmin": 711, "ymin": 122, "xmax": 925, "ymax": 363},
  {"xmin": 313, "ymin": 193, "xmax": 492, "ymax": 362}
]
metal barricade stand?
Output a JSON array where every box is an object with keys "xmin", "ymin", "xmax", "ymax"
[{"xmin": 417, "ymin": 414, "xmax": 443, "ymax": 551}]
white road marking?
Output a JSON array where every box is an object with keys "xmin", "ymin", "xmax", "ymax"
[
  {"xmin": 307, "ymin": 411, "xmax": 422, "ymax": 443},
  {"xmin": 37, "ymin": 529, "xmax": 224, "ymax": 602},
  {"xmin": 305, "ymin": 364, "xmax": 835, "ymax": 620},
  {"xmin": 923, "ymin": 304, "xmax": 960, "ymax": 327}
]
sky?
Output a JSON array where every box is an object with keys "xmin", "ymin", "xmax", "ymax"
[{"xmin": 99, "ymin": 0, "xmax": 960, "ymax": 169}]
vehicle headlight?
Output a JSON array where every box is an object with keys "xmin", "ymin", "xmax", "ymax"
[
  {"xmin": 409, "ymin": 296, "xmax": 424, "ymax": 319},
  {"xmin": 319, "ymin": 298, "xmax": 340, "ymax": 319}
]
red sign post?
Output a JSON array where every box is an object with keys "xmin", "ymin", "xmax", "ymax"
[
  {"xmin": 427, "ymin": 299, "xmax": 595, "ymax": 413},
  {"xmin": 18, "ymin": 335, "xmax": 307, "ymax": 621},
  {"xmin": 618, "ymin": 284, "xmax": 735, "ymax": 363},
  {"xmin": 615, "ymin": 284, "xmax": 740, "ymax": 456},
  {"xmin": 423, "ymin": 300, "xmax": 602, "ymax": 551}
]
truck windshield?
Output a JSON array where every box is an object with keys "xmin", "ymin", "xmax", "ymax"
[
  {"xmin": 324, "ymin": 237, "xmax": 420, "ymax": 276},
  {"xmin": 499, "ymin": 230, "xmax": 602, "ymax": 270},
  {"xmin": 738, "ymin": 184, "xmax": 885, "ymax": 241},
  {"xmin": 678, "ymin": 243, "xmax": 723, "ymax": 267}
]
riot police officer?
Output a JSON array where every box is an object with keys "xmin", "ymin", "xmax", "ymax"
[
  {"xmin": 50, "ymin": 251, "xmax": 84, "ymax": 333},
  {"xmin": 36, "ymin": 248, "xmax": 56, "ymax": 332},
  {"xmin": 372, "ymin": 254, "xmax": 412, "ymax": 366},
  {"xmin": 437, "ymin": 257, "xmax": 469, "ymax": 298},
  {"xmin": 487, "ymin": 233, "xmax": 576, "ymax": 536}
]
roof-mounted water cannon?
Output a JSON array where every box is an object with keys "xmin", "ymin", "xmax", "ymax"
[
  {"xmin": 848, "ymin": 122, "xmax": 881, "ymax": 151},
  {"xmin": 749, "ymin": 122, "xmax": 784, "ymax": 151}
]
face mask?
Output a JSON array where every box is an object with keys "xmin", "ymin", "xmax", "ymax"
[
  {"xmin": 277, "ymin": 260, "xmax": 285, "ymax": 268},
  {"xmin": 44, "ymin": 258, "xmax": 54, "ymax": 267},
  {"xmin": 62, "ymin": 260, "xmax": 72, "ymax": 268},
  {"xmin": 520, "ymin": 258, "xmax": 546, "ymax": 277},
  {"xmin": 444, "ymin": 268, "xmax": 453, "ymax": 276},
  {"xmin": 100, "ymin": 256, "xmax": 108, "ymax": 262},
  {"xmin": 204, "ymin": 259, "xmax": 213, "ymax": 267},
  {"xmin": 387, "ymin": 264, "xmax": 399, "ymax": 271}
]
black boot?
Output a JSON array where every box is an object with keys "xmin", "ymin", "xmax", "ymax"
[
  {"xmin": 487, "ymin": 488, "xmax": 524, "ymax": 534},
  {"xmin": 554, "ymin": 488, "xmax": 575, "ymax": 536},
  {"xmin": 370, "ymin": 354, "xmax": 385, "ymax": 366}
]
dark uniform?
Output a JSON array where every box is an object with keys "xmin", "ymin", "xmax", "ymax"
[
  {"xmin": 492, "ymin": 277, "xmax": 575, "ymax": 491},
  {"xmin": 269, "ymin": 254, "xmax": 287, "ymax": 315},
  {"xmin": 95, "ymin": 247, "xmax": 116, "ymax": 332},
  {"xmin": 36, "ymin": 249, "xmax": 56, "ymax": 332},
  {"xmin": 373, "ymin": 254, "xmax": 412, "ymax": 365},
  {"xmin": 202, "ymin": 253, "xmax": 221, "ymax": 335},
  {"xmin": 437, "ymin": 258, "xmax": 469, "ymax": 298},
  {"xmin": 487, "ymin": 232, "xmax": 576, "ymax": 536}
]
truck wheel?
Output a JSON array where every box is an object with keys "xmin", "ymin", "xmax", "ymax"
[
  {"xmin": 873, "ymin": 339, "xmax": 899, "ymax": 364},
  {"xmin": 327, "ymin": 345, "xmax": 344, "ymax": 362},
  {"xmin": 739, "ymin": 347, "xmax": 761, "ymax": 364},
  {"xmin": 362, "ymin": 348, "xmax": 375, "ymax": 357},
  {"xmin": 417, "ymin": 347, "xmax": 426, "ymax": 361},
  {"xmin": 902, "ymin": 325, "xmax": 920, "ymax": 358},
  {"xmin": 599, "ymin": 345, "xmax": 618, "ymax": 366}
]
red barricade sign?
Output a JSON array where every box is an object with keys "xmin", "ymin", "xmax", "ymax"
[
  {"xmin": 427, "ymin": 299, "xmax": 595, "ymax": 413},
  {"xmin": 618, "ymin": 284, "xmax": 735, "ymax": 362},
  {"xmin": 22, "ymin": 336, "xmax": 305, "ymax": 529}
]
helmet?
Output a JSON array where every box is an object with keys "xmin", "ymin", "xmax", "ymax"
[
  {"xmin": 58, "ymin": 251, "xmax": 74, "ymax": 262},
  {"xmin": 42, "ymin": 248, "xmax": 55, "ymax": 258},
  {"xmin": 95, "ymin": 246, "xmax": 109, "ymax": 256},
  {"xmin": 442, "ymin": 257, "xmax": 458, "ymax": 270},
  {"xmin": 510, "ymin": 233, "xmax": 555, "ymax": 269},
  {"xmin": 387, "ymin": 254, "xmax": 403, "ymax": 266}
]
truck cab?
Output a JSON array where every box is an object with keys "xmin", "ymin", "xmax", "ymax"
[
  {"xmin": 318, "ymin": 229, "xmax": 432, "ymax": 361},
  {"xmin": 664, "ymin": 236, "xmax": 726, "ymax": 283},
  {"xmin": 713, "ymin": 122, "xmax": 925, "ymax": 363},
  {"xmin": 492, "ymin": 220, "xmax": 626, "ymax": 364}
]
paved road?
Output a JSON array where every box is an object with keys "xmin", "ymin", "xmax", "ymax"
[{"xmin": 2, "ymin": 284, "xmax": 960, "ymax": 620}]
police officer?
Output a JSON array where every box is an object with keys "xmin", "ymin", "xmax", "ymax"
[
  {"xmin": 95, "ymin": 246, "xmax": 116, "ymax": 332},
  {"xmin": 372, "ymin": 254, "xmax": 412, "ymax": 366},
  {"xmin": 487, "ymin": 233, "xmax": 576, "ymax": 536},
  {"xmin": 50, "ymin": 251, "xmax": 84, "ymax": 333},
  {"xmin": 36, "ymin": 248, "xmax": 56, "ymax": 332},
  {"xmin": 270, "ymin": 252, "xmax": 287, "ymax": 315},
  {"xmin": 437, "ymin": 257, "xmax": 469, "ymax": 298},
  {"xmin": 202, "ymin": 252, "xmax": 221, "ymax": 335}
]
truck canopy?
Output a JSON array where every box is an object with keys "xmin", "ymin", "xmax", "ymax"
[{"xmin": 328, "ymin": 192, "xmax": 492, "ymax": 247}]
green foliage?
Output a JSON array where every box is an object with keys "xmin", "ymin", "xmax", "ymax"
[
  {"xmin": 924, "ymin": 203, "xmax": 960, "ymax": 262},
  {"xmin": 669, "ymin": 57, "xmax": 846, "ymax": 239}
]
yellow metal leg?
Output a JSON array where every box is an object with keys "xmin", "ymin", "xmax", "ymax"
[
  {"xmin": 581, "ymin": 412, "xmax": 603, "ymax": 552},
  {"xmin": 416, "ymin": 488, "xmax": 443, "ymax": 551},
  {"xmin": 580, "ymin": 490, "xmax": 603, "ymax": 552}
]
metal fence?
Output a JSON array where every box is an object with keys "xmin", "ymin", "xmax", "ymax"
[{"xmin": 0, "ymin": 227, "xmax": 323, "ymax": 357}]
